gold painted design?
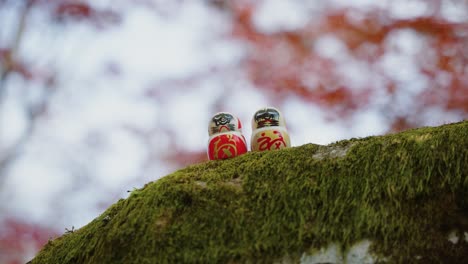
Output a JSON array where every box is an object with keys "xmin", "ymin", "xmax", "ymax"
[{"xmin": 213, "ymin": 134, "xmax": 238, "ymax": 159}]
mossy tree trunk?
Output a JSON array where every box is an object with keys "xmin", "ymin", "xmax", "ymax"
[{"xmin": 30, "ymin": 121, "xmax": 468, "ymax": 263}]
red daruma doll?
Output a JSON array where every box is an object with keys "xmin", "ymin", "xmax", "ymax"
[
  {"xmin": 207, "ymin": 112, "xmax": 248, "ymax": 160},
  {"xmin": 251, "ymin": 107, "xmax": 291, "ymax": 151}
]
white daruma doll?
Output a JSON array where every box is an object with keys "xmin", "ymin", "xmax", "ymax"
[
  {"xmin": 251, "ymin": 107, "xmax": 290, "ymax": 151},
  {"xmin": 207, "ymin": 112, "xmax": 248, "ymax": 160}
]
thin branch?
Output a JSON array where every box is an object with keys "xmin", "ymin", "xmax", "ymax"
[
  {"xmin": 0, "ymin": 0, "xmax": 34, "ymax": 185},
  {"xmin": 0, "ymin": 0, "xmax": 33, "ymax": 99}
]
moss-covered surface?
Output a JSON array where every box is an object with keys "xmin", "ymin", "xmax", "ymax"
[{"xmin": 31, "ymin": 121, "xmax": 468, "ymax": 263}]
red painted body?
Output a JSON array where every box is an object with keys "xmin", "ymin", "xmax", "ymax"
[{"xmin": 207, "ymin": 132, "xmax": 247, "ymax": 160}]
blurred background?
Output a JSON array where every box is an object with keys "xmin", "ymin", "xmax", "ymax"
[{"xmin": 0, "ymin": 0, "xmax": 466, "ymax": 262}]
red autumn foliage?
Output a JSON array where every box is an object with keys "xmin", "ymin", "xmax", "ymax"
[
  {"xmin": 0, "ymin": 219, "xmax": 56, "ymax": 264},
  {"xmin": 0, "ymin": 49, "xmax": 11, "ymax": 61},
  {"xmin": 226, "ymin": 2, "xmax": 468, "ymax": 130},
  {"xmin": 55, "ymin": 2, "xmax": 92, "ymax": 19}
]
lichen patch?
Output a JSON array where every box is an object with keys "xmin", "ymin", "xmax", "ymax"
[
  {"xmin": 312, "ymin": 143, "xmax": 355, "ymax": 160},
  {"xmin": 413, "ymin": 134, "xmax": 431, "ymax": 142},
  {"xmin": 194, "ymin": 181, "xmax": 207, "ymax": 188}
]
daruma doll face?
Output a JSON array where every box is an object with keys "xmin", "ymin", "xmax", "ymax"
[
  {"xmin": 251, "ymin": 107, "xmax": 286, "ymax": 130},
  {"xmin": 208, "ymin": 112, "xmax": 242, "ymax": 137}
]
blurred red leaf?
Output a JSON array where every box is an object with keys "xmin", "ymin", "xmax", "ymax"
[
  {"xmin": 54, "ymin": 2, "xmax": 91, "ymax": 19},
  {"xmin": 390, "ymin": 116, "xmax": 414, "ymax": 132},
  {"xmin": 0, "ymin": 48, "xmax": 11, "ymax": 60},
  {"xmin": 51, "ymin": 1, "xmax": 121, "ymax": 27},
  {"xmin": 0, "ymin": 50, "xmax": 37, "ymax": 80},
  {"xmin": 0, "ymin": 218, "xmax": 57, "ymax": 264},
  {"xmin": 10, "ymin": 62, "xmax": 34, "ymax": 80}
]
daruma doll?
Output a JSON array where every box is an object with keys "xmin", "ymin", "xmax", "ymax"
[
  {"xmin": 207, "ymin": 112, "xmax": 247, "ymax": 160},
  {"xmin": 251, "ymin": 107, "xmax": 290, "ymax": 151}
]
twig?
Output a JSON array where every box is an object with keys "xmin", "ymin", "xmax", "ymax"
[{"xmin": 0, "ymin": 0, "xmax": 35, "ymax": 187}]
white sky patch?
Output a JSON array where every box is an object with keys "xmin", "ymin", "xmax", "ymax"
[
  {"xmin": 349, "ymin": 108, "xmax": 388, "ymax": 136},
  {"xmin": 378, "ymin": 29, "xmax": 427, "ymax": 87},
  {"xmin": 88, "ymin": 9, "xmax": 203, "ymax": 79},
  {"xmin": 377, "ymin": 29, "xmax": 431, "ymax": 108},
  {"xmin": 441, "ymin": 0, "xmax": 468, "ymax": 22},
  {"xmin": 283, "ymin": 97, "xmax": 347, "ymax": 146},
  {"xmin": 372, "ymin": 28, "xmax": 434, "ymax": 121},
  {"xmin": 206, "ymin": 38, "xmax": 245, "ymax": 67},
  {"xmin": 2, "ymin": 117, "xmax": 145, "ymax": 227},
  {"xmin": 314, "ymin": 35, "xmax": 374, "ymax": 90},
  {"xmin": 0, "ymin": 3, "xmax": 29, "ymax": 46},
  {"xmin": 338, "ymin": 60, "xmax": 372, "ymax": 88},
  {"xmin": 417, "ymin": 106, "xmax": 466, "ymax": 127},
  {"xmin": 58, "ymin": 187, "xmax": 113, "ymax": 227},
  {"xmin": 330, "ymin": 0, "xmax": 387, "ymax": 10},
  {"xmin": 386, "ymin": 29, "xmax": 427, "ymax": 56},
  {"xmin": 314, "ymin": 35, "xmax": 349, "ymax": 59},
  {"xmin": 379, "ymin": 53, "xmax": 421, "ymax": 84},
  {"xmin": 388, "ymin": 0, "xmax": 430, "ymax": 19},
  {"xmin": 72, "ymin": 90, "xmax": 156, "ymax": 130},
  {"xmin": 49, "ymin": 83, "xmax": 158, "ymax": 138},
  {"xmin": 88, "ymin": 2, "xmax": 230, "ymax": 81},
  {"xmin": 0, "ymin": 80, "xmax": 28, "ymax": 150},
  {"xmin": 2, "ymin": 125, "xmax": 148, "ymax": 227},
  {"xmin": 1, "ymin": 156, "xmax": 73, "ymax": 223},
  {"xmin": 253, "ymin": 0, "xmax": 310, "ymax": 33},
  {"xmin": 93, "ymin": 129, "xmax": 146, "ymax": 189},
  {"xmin": 283, "ymin": 97, "xmax": 388, "ymax": 146},
  {"xmin": 331, "ymin": 0, "xmax": 466, "ymax": 22},
  {"xmin": 162, "ymin": 89, "xmax": 215, "ymax": 152}
]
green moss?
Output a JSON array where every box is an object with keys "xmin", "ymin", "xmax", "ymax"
[{"xmin": 30, "ymin": 121, "xmax": 468, "ymax": 263}]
